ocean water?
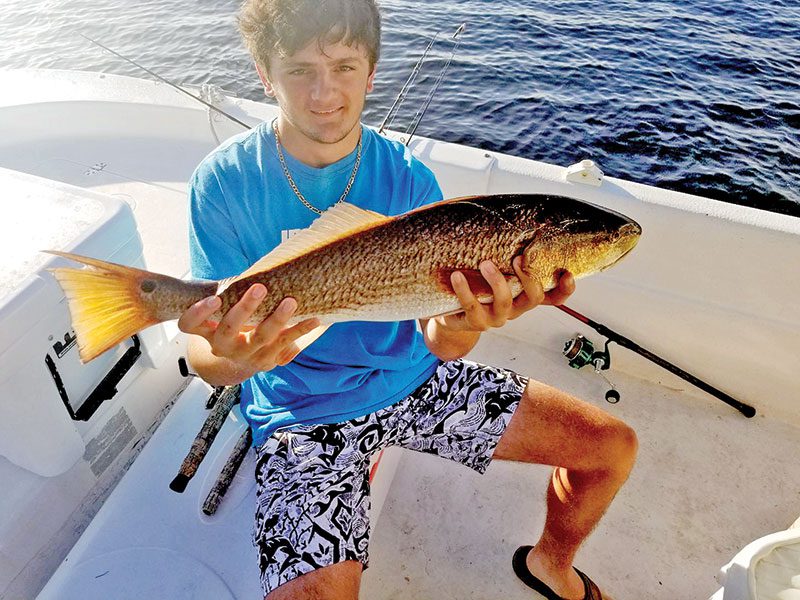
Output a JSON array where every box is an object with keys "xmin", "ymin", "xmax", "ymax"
[{"xmin": 1, "ymin": 0, "xmax": 798, "ymax": 216}]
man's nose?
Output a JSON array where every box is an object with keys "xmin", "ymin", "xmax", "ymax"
[{"xmin": 310, "ymin": 71, "xmax": 335, "ymax": 101}]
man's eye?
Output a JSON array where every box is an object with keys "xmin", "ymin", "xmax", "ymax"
[
  {"xmin": 337, "ymin": 65, "xmax": 355, "ymax": 72},
  {"xmin": 289, "ymin": 69, "xmax": 308, "ymax": 76}
]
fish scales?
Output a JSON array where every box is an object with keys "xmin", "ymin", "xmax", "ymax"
[{"xmin": 222, "ymin": 199, "xmax": 531, "ymax": 325}]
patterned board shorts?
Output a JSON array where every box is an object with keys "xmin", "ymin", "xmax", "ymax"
[{"xmin": 253, "ymin": 359, "xmax": 528, "ymax": 596}]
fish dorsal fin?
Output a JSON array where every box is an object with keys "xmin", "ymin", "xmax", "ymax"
[{"xmin": 229, "ymin": 203, "xmax": 391, "ymax": 283}]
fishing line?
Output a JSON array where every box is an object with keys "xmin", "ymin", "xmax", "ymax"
[
  {"xmin": 458, "ymin": 200, "xmax": 523, "ymax": 233},
  {"xmin": 378, "ymin": 30, "xmax": 440, "ymax": 134},
  {"xmin": 405, "ymin": 23, "xmax": 466, "ymax": 145},
  {"xmin": 79, "ymin": 33, "xmax": 251, "ymax": 130}
]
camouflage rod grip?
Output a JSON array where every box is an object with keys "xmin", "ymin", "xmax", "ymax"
[
  {"xmin": 202, "ymin": 426, "xmax": 253, "ymax": 515},
  {"xmin": 169, "ymin": 384, "xmax": 241, "ymax": 493}
]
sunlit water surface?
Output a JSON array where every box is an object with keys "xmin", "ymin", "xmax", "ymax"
[{"xmin": 1, "ymin": 0, "xmax": 798, "ymax": 216}]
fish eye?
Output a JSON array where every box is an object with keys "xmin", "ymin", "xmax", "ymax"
[{"xmin": 140, "ymin": 280, "xmax": 156, "ymax": 293}]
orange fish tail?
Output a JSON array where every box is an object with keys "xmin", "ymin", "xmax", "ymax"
[{"xmin": 47, "ymin": 251, "xmax": 175, "ymax": 362}]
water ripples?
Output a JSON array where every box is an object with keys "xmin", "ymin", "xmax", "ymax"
[{"xmin": 1, "ymin": 0, "xmax": 798, "ymax": 216}]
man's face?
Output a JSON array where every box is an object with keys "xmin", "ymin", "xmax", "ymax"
[{"xmin": 259, "ymin": 40, "xmax": 376, "ymax": 147}]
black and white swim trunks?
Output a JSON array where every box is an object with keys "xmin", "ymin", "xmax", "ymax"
[{"xmin": 253, "ymin": 359, "xmax": 528, "ymax": 595}]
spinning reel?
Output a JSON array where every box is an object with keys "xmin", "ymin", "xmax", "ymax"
[{"xmin": 562, "ymin": 335, "xmax": 620, "ymax": 404}]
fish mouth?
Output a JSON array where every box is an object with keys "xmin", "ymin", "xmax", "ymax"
[
  {"xmin": 599, "ymin": 220, "xmax": 642, "ymax": 272},
  {"xmin": 618, "ymin": 221, "xmax": 642, "ymax": 251},
  {"xmin": 622, "ymin": 220, "xmax": 642, "ymax": 237}
]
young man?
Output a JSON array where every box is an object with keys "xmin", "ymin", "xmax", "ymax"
[{"xmin": 178, "ymin": 1, "xmax": 637, "ymax": 599}]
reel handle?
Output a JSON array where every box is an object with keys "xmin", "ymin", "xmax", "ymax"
[{"xmin": 563, "ymin": 334, "xmax": 620, "ymax": 404}]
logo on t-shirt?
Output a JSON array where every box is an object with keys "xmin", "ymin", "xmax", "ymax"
[{"xmin": 281, "ymin": 229, "xmax": 303, "ymax": 242}]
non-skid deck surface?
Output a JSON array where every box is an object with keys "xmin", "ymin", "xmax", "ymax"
[{"xmin": 362, "ymin": 332, "xmax": 800, "ymax": 600}]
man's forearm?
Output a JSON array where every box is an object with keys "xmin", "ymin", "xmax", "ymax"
[
  {"xmin": 187, "ymin": 336, "xmax": 258, "ymax": 387},
  {"xmin": 422, "ymin": 318, "xmax": 481, "ymax": 362}
]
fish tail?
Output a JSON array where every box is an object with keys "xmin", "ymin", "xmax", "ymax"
[{"xmin": 46, "ymin": 251, "xmax": 192, "ymax": 362}]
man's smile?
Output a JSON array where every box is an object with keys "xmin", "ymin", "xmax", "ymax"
[{"xmin": 310, "ymin": 107, "xmax": 343, "ymax": 116}]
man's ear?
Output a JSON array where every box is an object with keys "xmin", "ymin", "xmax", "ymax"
[
  {"xmin": 255, "ymin": 62, "xmax": 275, "ymax": 97},
  {"xmin": 366, "ymin": 65, "xmax": 376, "ymax": 93}
]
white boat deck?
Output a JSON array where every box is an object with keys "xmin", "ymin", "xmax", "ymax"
[
  {"xmin": 364, "ymin": 334, "xmax": 800, "ymax": 599},
  {"xmin": 1, "ymin": 70, "xmax": 799, "ymax": 600}
]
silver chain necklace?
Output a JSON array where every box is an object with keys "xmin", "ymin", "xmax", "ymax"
[{"xmin": 273, "ymin": 119, "xmax": 363, "ymax": 215}]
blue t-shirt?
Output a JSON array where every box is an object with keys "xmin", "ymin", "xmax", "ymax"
[{"xmin": 188, "ymin": 122, "xmax": 443, "ymax": 447}]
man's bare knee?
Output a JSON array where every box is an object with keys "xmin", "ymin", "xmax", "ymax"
[
  {"xmin": 596, "ymin": 418, "xmax": 638, "ymax": 479},
  {"xmin": 494, "ymin": 379, "xmax": 637, "ymax": 470},
  {"xmin": 265, "ymin": 560, "xmax": 362, "ymax": 600}
]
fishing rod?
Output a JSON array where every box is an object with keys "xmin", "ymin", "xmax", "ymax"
[
  {"xmin": 405, "ymin": 22, "xmax": 466, "ymax": 146},
  {"xmin": 378, "ymin": 31, "xmax": 440, "ymax": 134},
  {"xmin": 80, "ymin": 33, "xmax": 251, "ymax": 130},
  {"xmin": 556, "ymin": 304, "xmax": 757, "ymax": 418}
]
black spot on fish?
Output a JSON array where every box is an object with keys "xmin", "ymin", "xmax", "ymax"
[{"xmin": 140, "ymin": 280, "xmax": 156, "ymax": 293}]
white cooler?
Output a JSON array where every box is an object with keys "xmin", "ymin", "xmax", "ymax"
[
  {"xmin": 0, "ymin": 167, "xmax": 151, "ymax": 475},
  {"xmin": 0, "ymin": 168, "xmax": 182, "ymax": 598}
]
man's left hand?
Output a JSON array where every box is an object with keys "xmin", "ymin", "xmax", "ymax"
[{"xmin": 435, "ymin": 256, "xmax": 575, "ymax": 333}]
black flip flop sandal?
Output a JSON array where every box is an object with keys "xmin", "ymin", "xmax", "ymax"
[{"xmin": 512, "ymin": 545, "xmax": 603, "ymax": 600}]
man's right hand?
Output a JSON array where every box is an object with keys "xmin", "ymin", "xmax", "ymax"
[{"xmin": 178, "ymin": 283, "xmax": 321, "ymax": 383}]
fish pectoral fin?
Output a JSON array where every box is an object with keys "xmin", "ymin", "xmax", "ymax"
[
  {"xmin": 293, "ymin": 324, "xmax": 330, "ymax": 354},
  {"xmin": 436, "ymin": 268, "xmax": 521, "ymax": 303},
  {"xmin": 229, "ymin": 203, "xmax": 391, "ymax": 283},
  {"xmin": 429, "ymin": 307, "xmax": 466, "ymax": 319}
]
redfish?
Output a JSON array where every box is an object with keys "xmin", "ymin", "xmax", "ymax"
[{"xmin": 48, "ymin": 194, "xmax": 641, "ymax": 362}]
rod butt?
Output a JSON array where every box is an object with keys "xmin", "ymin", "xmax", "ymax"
[{"xmin": 169, "ymin": 474, "xmax": 190, "ymax": 493}]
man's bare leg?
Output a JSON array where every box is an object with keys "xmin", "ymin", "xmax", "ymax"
[
  {"xmin": 493, "ymin": 379, "xmax": 638, "ymax": 599},
  {"xmin": 265, "ymin": 560, "xmax": 362, "ymax": 600}
]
